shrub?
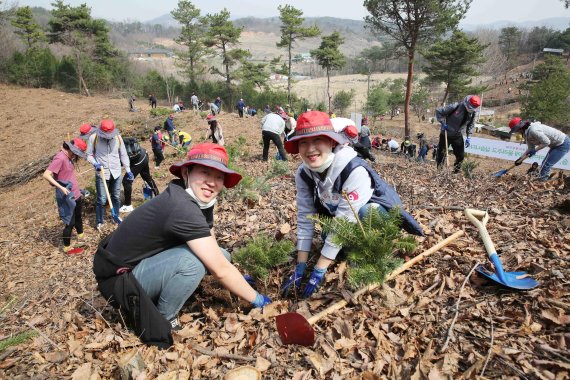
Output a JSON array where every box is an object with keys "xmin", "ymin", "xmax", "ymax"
[
  {"xmin": 461, "ymin": 158, "xmax": 479, "ymax": 179},
  {"xmin": 233, "ymin": 234, "xmax": 294, "ymax": 289},
  {"xmin": 150, "ymin": 107, "xmax": 172, "ymax": 117}
]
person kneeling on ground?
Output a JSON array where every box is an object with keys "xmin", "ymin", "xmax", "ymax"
[
  {"xmin": 43, "ymin": 138, "xmax": 88, "ymax": 255},
  {"xmin": 93, "ymin": 143, "xmax": 272, "ymax": 347},
  {"xmin": 280, "ymin": 111, "xmax": 424, "ymax": 299},
  {"xmin": 509, "ymin": 117, "xmax": 570, "ymax": 181}
]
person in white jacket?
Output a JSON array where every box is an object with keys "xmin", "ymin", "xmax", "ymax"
[
  {"xmin": 260, "ymin": 110, "xmax": 288, "ymax": 161},
  {"xmin": 509, "ymin": 117, "xmax": 570, "ymax": 181},
  {"xmin": 280, "ymin": 111, "xmax": 423, "ymax": 298}
]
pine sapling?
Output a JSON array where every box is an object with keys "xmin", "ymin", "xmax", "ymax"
[
  {"xmin": 233, "ymin": 235, "xmax": 294, "ymax": 290},
  {"xmin": 310, "ymin": 193, "xmax": 417, "ymax": 288}
]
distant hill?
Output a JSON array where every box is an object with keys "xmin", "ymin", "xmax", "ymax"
[{"xmin": 460, "ymin": 17, "xmax": 570, "ymax": 31}]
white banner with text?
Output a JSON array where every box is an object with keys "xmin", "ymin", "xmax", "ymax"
[{"xmin": 465, "ymin": 136, "xmax": 570, "ymax": 171}]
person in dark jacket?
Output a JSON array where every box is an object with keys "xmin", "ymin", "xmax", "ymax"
[
  {"xmin": 93, "ymin": 143, "xmax": 271, "ymax": 346},
  {"xmin": 43, "ymin": 138, "xmax": 88, "ymax": 255},
  {"xmin": 150, "ymin": 126, "xmax": 165, "ymax": 168},
  {"xmin": 149, "ymin": 94, "xmax": 157, "ymax": 109},
  {"xmin": 236, "ymin": 98, "xmax": 246, "ymax": 118},
  {"xmin": 120, "ymin": 146, "xmax": 159, "ymax": 213},
  {"xmin": 435, "ymin": 95, "xmax": 481, "ymax": 173},
  {"xmin": 280, "ymin": 111, "xmax": 423, "ymax": 299}
]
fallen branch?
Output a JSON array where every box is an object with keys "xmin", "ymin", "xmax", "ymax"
[
  {"xmin": 480, "ymin": 303, "xmax": 494, "ymax": 377},
  {"xmin": 187, "ymin": 343, "xmax": 255, "ymax": 362},
  {"xmin": 440, "ymin": 261, "xmax": 481, "ymax": 353},
  {"xmin": 24, "ymin": 321, "xmax": 61, "ymax": 350}
]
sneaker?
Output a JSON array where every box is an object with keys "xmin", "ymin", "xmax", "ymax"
[
  {"xmin": 169, "ymin": 317, "xmax": 182, "ymax": 331},
  {"xmin": 96, "ymin": 223, "xmax": 104, "ymax": 232},
  {"xmin": 66, "ymin": 247, "xmax": 84, "ymax": 255},
  {"xmin": 119, "ymin": 205, "xmax": 134, "ymax": 213}
]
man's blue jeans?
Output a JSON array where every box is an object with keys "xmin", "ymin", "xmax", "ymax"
[
  {"xmin": 417, "ymin": 146, "xmax": 428, "ymax": 162},
  {"xmin": 95, "ymin": 173, "xmax": 122, "ymax": 224},
  {"xmin": 132, "ymin": 244, "xmax": 231, "ymax": 321},
  {"xmin": 539, "ymin": 137, "xmax": 570, "ymax": 181}
]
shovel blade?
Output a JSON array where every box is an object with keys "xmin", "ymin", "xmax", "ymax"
[
  {"xmin": 493, "ymin": 169, "xmax": 508, "ymax": 177},
  {"xmin": 275, "ymin": 312, "xmax": 315, "ymax": 346},
  {"xmin": 476, "ymin": 266, "xmax": 539, "ymax": 290}
]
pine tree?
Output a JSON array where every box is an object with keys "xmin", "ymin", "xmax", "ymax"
[
  {"xmin": 364, "ymin": 0, "xmax": 469, "ymax": 137},
  {"xmin": 11, "ymin": 6, "xmax": 46, "ymax": 49},
  {"xmin": 423, "ymin": 30, "xmax": 488, "ymax": 105},
  {"xmin": 233, "ymin": 235, "xmax": 294, "ymax": 290},
  {"xmin": 171, "ymin": 0, "xmax": 209, "ymax": 82},
  {"xmin": 276, "ymin": 5, "xmax": 320, "ymax": 105},
  {"xmin": 203, "ymin": 9, "xmax": 250, "ymax": 110},
  {"xmin": 311, "ymin": 31, "xmax": 346, "ymax": 112},
  {"xmin": 310, "ymin": 201, "xmax": 417, "ymax": 288}
]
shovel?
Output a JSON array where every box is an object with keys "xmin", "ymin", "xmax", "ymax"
[
  {"xmin": 276, "ymin": 230, "xmax": 464, "ymax": 346},
  {"xmin": 493, "ymin": 154, "xmax": 528, "ymax": 177},
  {"xmin": 99, "ymin": 167, "xmax": 122, "ymax": 225},
  {"xmin": 464, "ymin": 208, "xmax": 538, "ymax": 290}
]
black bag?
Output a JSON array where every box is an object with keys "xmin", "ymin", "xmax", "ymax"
[{"xmin": 123, "ymin": 137, "xmax": 142, "ymax": 161}]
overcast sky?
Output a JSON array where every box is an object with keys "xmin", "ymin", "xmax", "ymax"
[{"xmin": 14, "ymin": 0, "xmax": 570, "ymax": 24}]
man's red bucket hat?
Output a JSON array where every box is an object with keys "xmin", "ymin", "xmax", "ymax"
[{"xmin": 169, "ymin": 143, "xmax": 242, "ymax": 188}]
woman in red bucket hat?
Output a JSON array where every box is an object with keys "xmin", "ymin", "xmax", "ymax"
[
  {"xmin": 282, "ymin": 111, "xmax": 424, "ymax": 299},
  {"xmin": 43, "ymin": 138, "xmax": 88, "ymax": 256},
  {"xmin": 93, "ymin": 143, "xmax": 271, "ymax": 347}
]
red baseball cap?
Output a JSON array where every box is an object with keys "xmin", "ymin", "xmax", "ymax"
[
  {"xmin": 169, "ymin": 143, "xmax": 242, "ymax": 188},
  {"xmin": 284, "ymin": 111, "xmax": 347, "ymax": 154}
]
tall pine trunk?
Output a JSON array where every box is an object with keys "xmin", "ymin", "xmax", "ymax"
[{"xmin": 404, "ymin": 50, "xmax": 414, "ymax": 138}]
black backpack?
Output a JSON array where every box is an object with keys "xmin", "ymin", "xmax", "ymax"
[{"xmin": 123, "ymin": 137, "xmax": 142, "ymax": 161}]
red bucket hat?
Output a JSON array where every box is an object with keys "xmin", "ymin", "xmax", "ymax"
[
  {"xmin": 284, "ymin": 111, "xmax": 347, "ymax": 154},
  {"xmin": 67, "ymin": 138, "xmax": 87, "ymax": 159},
  {"xmin": 79, "ymin": 123, "xmax": 92, "ymax": 135},
  {"xmin": 508, "ymin": 117, "xmax": 528, "ymax": 134},
  {"xmin": 96, "ymin": 119, "xmax": 119, "ymax": 139},
  {"xmin": 169, "ymin": 143, "xmax": 242, "ymax": 188},
  {"xmin": 464, "ymin": 95, "xmax": 481, "ymax": 112}
]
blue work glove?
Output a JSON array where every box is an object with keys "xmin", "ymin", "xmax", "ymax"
[
  {"xmin": 527, "ymin": 149, "xmax": 537, "ymax": 157},
  {"xmin": 251, "ymin": 292, "xmax": 272, "ymax": 308},
  {"xmin": 280, "ymin": 262, "xmax": 307, "ymax": 296},
  {"xmin": 94, "ymin": 163, "xmax": 102, "ymax": 171},
  {"xmin": 243, "ymin": 274, "xmax": 256, "ymax": 287},
  {"xmin": 441, "ymin": 124, "xmax": 448, "ymax": 132},
  {"xmin": 465, "ymin": 138, "xmax": 470, "ymax": 148},
  {"xmin": 301, "ymin": 267, "xmax": 327, "ymax": 298},
  {"xmin": 125, "ymin": 171, "xmax": 135, "ymax": 182}
]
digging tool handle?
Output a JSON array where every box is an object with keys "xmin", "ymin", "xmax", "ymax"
[
  {"xmin": 99, "ymin": 167, "xmax": 117, "ymax": 220},
  {"xmin": 445, "ymin": 131, "xmax": 449, "ymax": 168},
  {"xmin": 306, "ymin": 230, "xmax": 464, "ymax": 325},
  {"xmin": 464, "ymin": 208, "xmax": 496, "ymax": 258}
]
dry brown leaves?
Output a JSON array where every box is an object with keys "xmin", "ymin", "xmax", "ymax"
[{"xmin": 0, "ymin": 86, "xmax": 569, "ymax": 378}]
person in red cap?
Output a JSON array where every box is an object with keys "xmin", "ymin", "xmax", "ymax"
[
  {"xmin": 43, "ymin": 138, "xmax": 88, "ymax": 255},
  {"xmin": 86, "ymin": 119, "xmax": 132, "ymax": 231},
  {"xmin": 206, "ymin": 114, "xmax": 224, "ymax": 145},
  {"xmin": 509, "ymin": 117, "xmax": 570, "ymax": 181},
  {"xmin": 78, "ymin": 123, "xmax": 96, "ymax": 141},
  {"xmin": 435, "ymin": 95, "xmax": 481, "ymax": 173},
  {"xmin": 280, "ymin": 111, "xmax": 423, "ymax": 298},
  {"xmin": 93, "ymin": 143, "xmax": 271, "ymax": 345}
]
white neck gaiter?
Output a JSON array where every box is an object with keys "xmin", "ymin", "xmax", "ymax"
[
  {"xmin": 185, "ymin": 186, "xmax": 217, "ymax": 209},
  {"xmin": 305, "ymin": 152, "xmax": 335, "ymax": 174},
  {"xmin": 182, "ymin": 166, "xmax": 217, "ymax": 209}
]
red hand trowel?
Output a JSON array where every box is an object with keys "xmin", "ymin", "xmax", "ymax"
[{"xmin": 276, "ymin": 230, "xmax": 465, "ymax": 346}]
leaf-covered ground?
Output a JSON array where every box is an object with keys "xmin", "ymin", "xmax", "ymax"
[{"xmin": 0, "ymin": 84, "xmax": 568, "ymax": 379}]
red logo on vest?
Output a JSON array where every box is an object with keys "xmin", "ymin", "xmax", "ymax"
[{"xmin": 347, "ymin": 191, "xmax": 359, "ymax": 202}]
